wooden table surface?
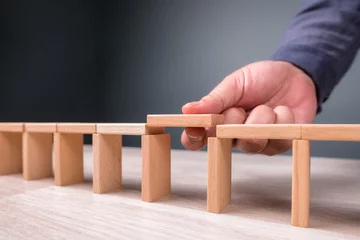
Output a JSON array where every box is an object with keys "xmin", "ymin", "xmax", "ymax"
[{"xmin": 0, "ymin": 145, "xmax": 359, "ymax": 239}]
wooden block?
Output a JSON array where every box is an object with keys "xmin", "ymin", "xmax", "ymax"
[
  {"xmin": 302, "ymin": 124, "xmax": 360, "ymax": 141},
  {"xmin": 25, "ymin": 123, "xmax": 57, "ymax": 133},
  {"xmin": 207, "ymin": 137, "xmax": 232, "ymax": 213},
  {"xmin": 0, "ymin": 132, "xmax": 22, "ymax": 175},
  {"xmin": 93, "ymin": 134, "xmax": 122, "ymax": 194},
  {"xmin": 0, "ymin": 123, "xmax": 24, "ymax": 132},
  {"xmin": 56, "ymin": 123, "xmax": 96, "ymax": 134},
  {"xmin": 23, "ymin": 132, "xmax": 53, "ymax": 180},
  {"xmin": 54, "ymin": 133, "xmax": 84, "ymax": 186},
  {"xmin": 96, "ymin": 123, "xmax": 164, "ymax": 135},
  {"xmin": 217, "ymin": 124, "xmax": 302, "ymax": 139},
  {"xmin": 146, "ymin": 114, "xmax": 224, "ymax": 127},
  {"xmin": 292, "ymin": 140, "xmax": 310, "ymax": 228},
  {"xmin": 141, "ymin": 134, "xmax": 171, "ymax": 202}
]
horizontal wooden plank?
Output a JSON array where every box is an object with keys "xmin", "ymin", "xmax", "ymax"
[
  {"xmin": 56, "ymin": 123, "xmax": 96, "ymax": 134},
  {"xmin": 147, "ymin": 114, "xmax": 224, "ymax": 127},
  {"xmin": 216, "ymin": 124, "xmax": 302, "ymax": 139},
  {"xmin": 96, "ymin": 123, "xmax": 164, "ymax": 135},
  {"xmin": 0, "ymin": 123, "xmax": 24, "ymax": 132},
  {"xmin": 25, "ymin": 123, "xmax": 57, "ymax": 133},
  {"xmin": 302, "ymin": 124, "xmax": 360, "ymax": 141}
]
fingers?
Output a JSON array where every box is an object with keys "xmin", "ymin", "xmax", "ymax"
[
  {"xmin": 181, "ymin": 107, "xmax": 246, "ymax": 151},
  {"xmin": 260, "ymin": 106, "xmax": 295, "ymax": 155},
  {"xmin": 234, "ymin": 105, "xmax": 276, "ymax": 153},
  {"xmin": 181, "ymin": 127, "xmax": 206, "ymax": 151},
  {"xmin": 182, "ymin": 70, "xmax": 245, "ymax": 114},
  {"xmin": 233, "ymin": 105, "xmax": 295, "ymax": 155}
]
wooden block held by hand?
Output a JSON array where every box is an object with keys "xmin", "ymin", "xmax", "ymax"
[
  {"xmin": 93, "ymin": 134, "xmax": 122, "ymax": 194},
  {"xmin": 147, "ymin": 114, "xmax": 224, "ymax": 127},
  {"xmin": 141, "ymin": 133, "xmax": 171, "ymax": 202}
]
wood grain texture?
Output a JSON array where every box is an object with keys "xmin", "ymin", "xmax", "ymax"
[
  {"xmin": 25, "ymin": 123, "xmax": 56, "ymax": 133},
  {"xmin": 22, "ymin": 132, "xmax": 53, "ymax": 180},
  {"xmin": 217, "ymin": 124, "xmax": 302, "ymax": 139},
  {"xmin": 207, "ymin": 137, "xmax": 232, "ymax": 213},
  {"xmin": 93, "ymin": 134, "xmax": 122, "ymax": 194},
  {"xmin": 54, "ymin": 133, "xmax": 84, "ymax": 186},
  {"xmin": 0, "ymin": 123, "xmax": 24, "ymax": 132},
  {"xmin": 292, "ymin": 140, "xmax": 311, "ymax": 228},
  {"xmin": 147, "ymin": 114, "xmax": 224, "ymax": 127},
  {"xmin": 0, "ymin": 132, "xmax": 22, "ymax": 175},
  {"xmin": 56, "ymin": 123, "xmax": 96, "ymax": 134},
  {"xmin": 96, "ymin": 123, "xmax": 164, "ymax": 135},
  {"xmin": 302, "ymin": 124, "xmax": 360, "ymax": 141},
  {"xmin": 141, "ymin": 134, "xmax": 171, "ymax": 202},
  {"xmin": 0, "ymin": 146, "xmax": 360, "ymax": 239}
]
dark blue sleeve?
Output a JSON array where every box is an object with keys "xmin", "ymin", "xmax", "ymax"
[{"xmin": 271, "ymin": 0, "xmax": 360, "ymax": 113}]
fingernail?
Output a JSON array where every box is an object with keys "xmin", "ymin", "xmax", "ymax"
[
  {"xmin": 187, "ymin": 134, "xmax": 203, "ymax": 141},
  {"xmin": 185, "ymin": 129, "xmax": 204, "ymax": 141}
]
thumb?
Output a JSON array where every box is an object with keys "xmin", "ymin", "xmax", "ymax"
[{"xmin": 182, "ymin": 69, "xmax": 245, "ymax": 114}]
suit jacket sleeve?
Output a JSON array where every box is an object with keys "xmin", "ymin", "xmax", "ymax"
[{"xmin": 271, "ymin": 0, "xmax": 360, "ymax": 113}]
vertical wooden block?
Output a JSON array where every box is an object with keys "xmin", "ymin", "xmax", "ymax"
[
  {"xmin": 292, "ymin": 140, "xmax": 311, "ymax": 228},
  {"xmin": 0, "ymin": 132, "xmax": 22, "ymax": 175},
  {"xmin": 141, "ymin": 133, "xmax": 171, "ymax": 202},
  {"xmin": 93, "ymin": 134, "xmax": 122, "ymax": 194},
  {"xmin": 23, "ymin": 132, "xmax": 53, "ymax": 180},
  {"xmin": 54, "ymin": 133, "xmax": 84, "ymax": 186},
  {"xmin": 207, "ymin": 137, "xmax": 232, "ymax": 213}
]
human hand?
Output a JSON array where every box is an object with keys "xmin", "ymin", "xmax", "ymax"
[{"xmin": 181, "ymin": 60, "xmax": 318, "ymax": 155}]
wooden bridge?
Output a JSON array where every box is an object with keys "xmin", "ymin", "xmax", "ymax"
[{"xmin": 0, "ymin": 114, "xmax": 357, "ymax": 228}]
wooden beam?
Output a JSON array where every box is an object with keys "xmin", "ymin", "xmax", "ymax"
[
  {"xmin": 302, "ymin": 124, "xmax": 360, "ymax": 141},
  {"xmin": 0, "ymin": 123, "xmax": 24, "ymax": 132},
  {"xmin": 56, "ymin": 123, "xmax": 96, "ymax": 134},
  {"xmin": 96, "ymin": 123, "xmax": 164, "ymax": 135},
  {"xmin": 25, "ymin": 123, "xmax": 56, "ymax": 133},
  {"xmin": 217, "ymin": 124, "xmax": 302, "ymax": 139}
]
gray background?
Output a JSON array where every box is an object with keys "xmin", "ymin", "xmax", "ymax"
[{"xmin": 1, "ymin": 0, "xmax": 360, "ymax": 159}]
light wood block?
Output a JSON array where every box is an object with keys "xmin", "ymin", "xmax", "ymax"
[
  {"xmin": 56, "ymin": 123, "xmax": 96, "ymax": 134},
  {"xmin": 207, "ymin": 137, "xmax": 232, "ymax": 213},
  {"xmin": 96, "ymin": 123, "xmax": 164, "ymax": 135},
  {"xmin": 93, "ymin": 134, "xmax": 122, "ymax": 194},
  {"xmin": 25, "ymin": 123, "xmax": 57, "ymax": 133},
  {"xmin": 54, "ymin": 133, "xmax": 84, "ymax": 186},
  {"xmin": 0, "ymin": 123, "xmax": 24, "ymax": 132},
  {"xmin": 0, "ymin": 132, "xmax": 22, "ymax": 175},
  {"xmin": 292, "ymin": 140, "xmax": 310, "ymax": 228},
  {"xmin": 147, "ymin": 114, "xmax": 224, "ymax": 127},
  {"xmin": 23, "ymin": 132, "xmax": 53, "ymax": 180},
  {"xmin": 302, "ymin": 124, "xmax": 360, "ymax": 141},
  {"xmin": 217, "ymin": 124, "xmax": 302, "ymax": 139},
  {"xmin": 141, "ymin": 134, "xmax": 171, "ymax": 202}
]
